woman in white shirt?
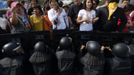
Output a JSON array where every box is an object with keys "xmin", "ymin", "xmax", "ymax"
[
  {"xmin": 48, "ymin": 0, "xmax": 69, "ymax": 30},
  {"xmin": 77, "ymin": 0, "xmax": 99, "ymax": 31}
]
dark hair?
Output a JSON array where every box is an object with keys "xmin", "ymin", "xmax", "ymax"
[
  {"xmin": 108, "ymin": 0, "xmax": 119, "ymax": 3},
  {"xmin": 20, "ymin": 1, "xmax": 25, "ymax": 5},
  {"xmin": 124, "ymin": 4, "xmax": 134, "ymax": 12},
  {"xmin": 83, "ymin": 0, "xmax": 94, "ymax": 10},
  {"xmin": 33, "ymin": 5, "xmax": 43, "ymax": 15},
  {"xmin": 7, "ymin": 0, "xmax": 14, "ymax": 7},
  {"xmin": 49, "ymin": 0, "xmax": 62, "ymax": 7},
  {"xmin": 94, "ymin": 0, "xmax": 99, "ymax": 5},
  {"xmin": 58, "ymin": 1, "xmax": 63, "ymax": 7}
]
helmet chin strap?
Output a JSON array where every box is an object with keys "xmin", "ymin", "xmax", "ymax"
[{"xmin": 13, "ymin": 45, "xmax": 24, "ymax": 54}]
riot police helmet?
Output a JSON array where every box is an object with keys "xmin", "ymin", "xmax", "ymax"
[
  {"xmin": 112, "ymin": 43, "xmax": 129, "ymax": 58},
  {"xmin": 2, "ymin": 42, "xmax": 22, "ymax": 57},
  {"xmin": 34, "ymin": 41, "xmax": 46, "ymax": 52},
  {"xmin": 86, "ymin": 41, "xmax": 101, "ymax": 55},
  {"xmin": 59, "ymin": 36, "xmax": 72, "ymax": 49}
]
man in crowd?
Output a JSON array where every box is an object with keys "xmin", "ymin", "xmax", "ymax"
[{"xmin": 68, "ymin": 0, "xmax": 83, "ymax": 30}]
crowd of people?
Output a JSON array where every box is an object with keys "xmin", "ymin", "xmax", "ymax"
[{"xmin": 0, "ymin": 0, "xmax": 134, "ymax": 34}]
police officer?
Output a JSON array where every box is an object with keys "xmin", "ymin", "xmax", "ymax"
[
  {"xmin": 129, "ymin": 39, "xmax": 134, "ymax": 75},
  {"xmin": 56, "ymin": 36, "xmax": 77, "ymax": 75},
  {"xmin": 109, "ymin": 43, "xmax": 131, "ymax": 75},
  {"xmin": 0, "ymin": 42, "xmax": 25, "ymax": 75},
  {"xmin": 80, "ymin": 41, "xmax": 105, "ymax": 75},
  {"xmin": 29, "ymin": 41, "xmax": 58, "ymax": 75}
]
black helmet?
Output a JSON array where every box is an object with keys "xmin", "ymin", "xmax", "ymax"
[
  {"xmin": 34, "ymin": 41, "xmax": 45, "ymax": 52},
  {"xmin": 2, "ymin": 42, "xmax": 23, "ymax": 57},
  {"xmin": 86, "ymin": 41, "xmax": 101, "ymax": 55},
  {"xmin": 112, "ymin": 43, "xmax": 129, "ymax": 58},
  {"xmin": 59, "ymin": 36, "xmax": 72, "ymax": 49},
  {"xmin": 30, "ymin": 41, "xmax": 51, "ymax": 63}
]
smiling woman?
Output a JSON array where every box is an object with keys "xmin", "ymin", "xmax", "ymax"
[{"xmin": 76, "ymin": 0, "xmax": 98, "ymax": 31}]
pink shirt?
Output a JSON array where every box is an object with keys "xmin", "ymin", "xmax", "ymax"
[{"xmin": 6, "ymin": 9, "xmax": 13, "ymax": 19}]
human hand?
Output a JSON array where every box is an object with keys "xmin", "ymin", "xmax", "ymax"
[
  {"xmin": 101, "ymin": 46, "xmax": 112, "ymax": 51},
  {"xmin": 26, "ymin": 24, "xmax": 32, "ymax": 29},
  {"xmin": 56, "ymin": 8, "xmax": 62, "ymax": 15},
  {"xmin": 82, "ymin": 18, "xmax": 91, "ymax": 23},
  {"xmin": 92, "ymin": 17, "xmax": 99, "ymax": 23}
]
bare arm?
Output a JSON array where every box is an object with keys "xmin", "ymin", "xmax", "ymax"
[{"xmin": 76, "ymin": 16, "xmax": 85, "ymax": 24}]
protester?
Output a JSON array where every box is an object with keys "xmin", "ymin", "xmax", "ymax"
[
  {"xmin": 68, "ymin": 0, "xmax": 83, "ymax": 30},
  {"xmin": 43, "ymin": 5, "xmax": 52, "ymax": 31},
  {"xmin": 27, "ymin": 0, "xmax": 37, "ymax": 16},
  {"xmin": 77, "ymin": 0, "xmax": 99, "ymax": 31},
  {"xmin": 5, "ymin": 0, "xmax": 14, "ymax": 19},
  {"xmin": 48, "ymin": 0, "xmax": 69, "ymax": 30},
  {"xmin": 10, "ymin": 1, "xmax": 31, "ymax": 33},
  {"xmin": 97, "ymin": 0, "xmax": 127, "ymax": 32},
  {"xmin": 30, "ymin": 5, "xmax": 44, "ymax": 31}
]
